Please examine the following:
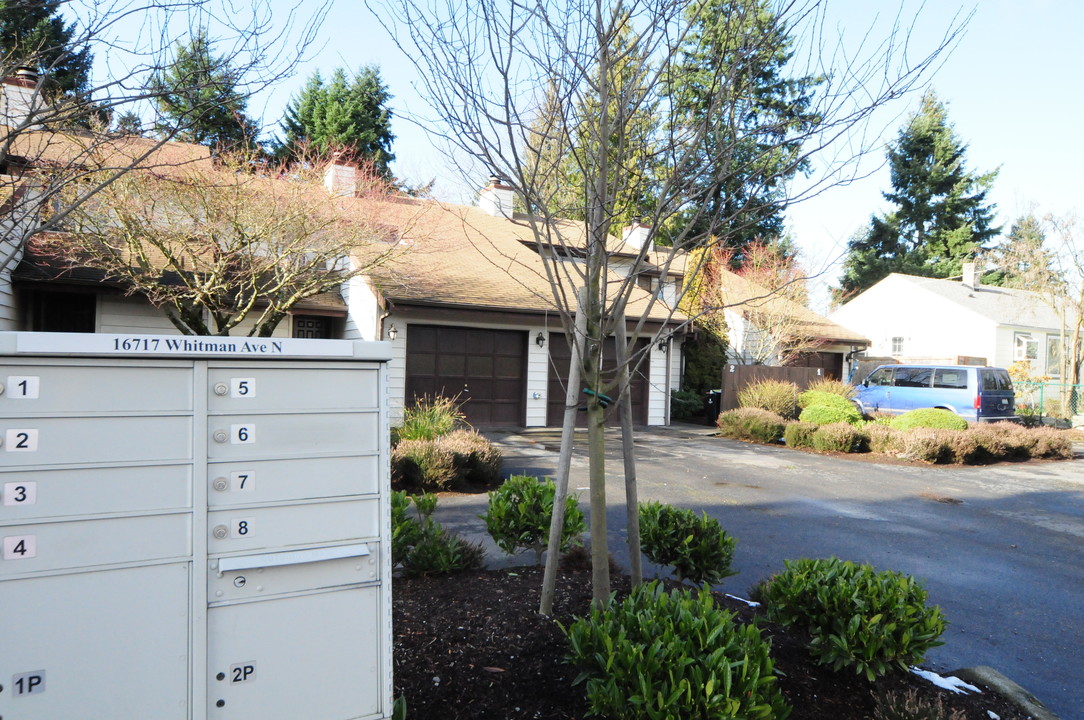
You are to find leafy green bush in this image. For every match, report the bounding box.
[482,475,586,565]
[798,403,862,426]
[392,491,485,576]
[871,688,965,720]
[812,422,868,453]
[717,407,786,443]
[671,389,705,420]
[394,395,465,443]
[738,379,800,418]
[865,425,904,455]
[805,378,857,400]
[439,429,503,486]
[889,408,968,432]
[391,439,457,491]
[638,501,737,585]
[761,557,946,681]
[798,389,857,411]
[563,582,791,720]
[783,421,818,449]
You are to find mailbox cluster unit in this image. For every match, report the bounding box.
[0,332,393,720]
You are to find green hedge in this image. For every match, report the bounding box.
[799,403,862,426]
[889,408,968,432]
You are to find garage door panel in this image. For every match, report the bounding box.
[546,333,649,427]
[406,325,526,427]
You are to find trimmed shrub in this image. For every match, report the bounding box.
[438,429,502,486]
[805,378,857,400]
[394,394,465,443]
[392,491,486,576]
[783,421,818,449]
[563,582,791,720]
[761,557,946,681]
[717,407,787,444]
[638,501,737,585]
[391,439,457,491]
[799,403,862,426]
[482,475,585,565]
[889,408,968,432]
[866,424,905,455]
[670,389,705,420]
[970,422,1029,459]
[899,429,954,463]
[1025,426,1075,459]
[798,389,858,411]
[812,422,868,453]
[738,379,800,418]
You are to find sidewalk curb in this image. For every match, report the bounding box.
[953,666,1060,720]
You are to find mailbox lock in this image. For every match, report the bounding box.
[212,477,229,492]
[233,576,247,588]
[216,673,225,681]
[216,699,226,708]
[213,430,228,443]
[213,383,229,396]
[212,525,229,539]
[0,382,5,395]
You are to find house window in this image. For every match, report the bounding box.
[293,315,331,339]
[1014,332,1038,361]
[1046,335,1062,378]
[890,336,903,355]
[636,275,657,292]
[24,289,96,333]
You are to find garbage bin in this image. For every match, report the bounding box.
[705,389,722,424]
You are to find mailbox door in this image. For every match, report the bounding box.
[207,586,383,720]
[0,564,189,720]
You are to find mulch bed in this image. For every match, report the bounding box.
[394,565,1031,720]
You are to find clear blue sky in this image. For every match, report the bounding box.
[112,0,1084,305]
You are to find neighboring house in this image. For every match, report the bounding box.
[830,264,1071,379]
[714,269,869,380]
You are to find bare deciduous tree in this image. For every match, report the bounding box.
[1,0,331,285]
[369,0,966,607]
[33,152,407,336]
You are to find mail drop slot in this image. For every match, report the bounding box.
[207,366,380,412]
[0,416,192,467]
[206,412,378,459]
[208,543,379,602]
[0,464,191,521]
[207,499,379,553]
[206,586,382,720]
[0,513,191,576]
[0,363,192,414]
[206,455,378,507]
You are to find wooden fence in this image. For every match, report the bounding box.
[720,364,827,413]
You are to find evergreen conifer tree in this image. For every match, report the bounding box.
[278,66,395,175]
[151,30,258,151]
[0,0,92,96]
[837,91,999,298]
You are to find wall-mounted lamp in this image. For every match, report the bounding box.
[657,335,669,353]
[387,323,398,341]
[536,331,546,348]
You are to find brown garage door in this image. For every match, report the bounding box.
[405,325,527,427]
[546,334,649,427]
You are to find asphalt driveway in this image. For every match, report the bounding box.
[433,425,1084,719]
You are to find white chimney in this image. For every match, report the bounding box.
[622,222,652,251]
[324,158,357,197]
[962,261,980,290]
[1,67,43,128]
[479,175,515,219]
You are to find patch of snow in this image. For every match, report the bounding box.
[909,667,981,694]
[724,593,761,608]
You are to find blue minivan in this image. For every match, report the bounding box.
[853,365,1018,423]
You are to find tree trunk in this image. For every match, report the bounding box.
[614,316,642,587]
[539,287,587,616]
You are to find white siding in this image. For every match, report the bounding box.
[830,275,998,364]
[342,275,381,341]
[525,335,549,427]
[648,343,670,425]
[0,234,23,331]
[385,314,408,425]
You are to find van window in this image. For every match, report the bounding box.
[895,367,932,388]
[867,367,893,386]
[981,369,1012,391]
[933,369,967,389]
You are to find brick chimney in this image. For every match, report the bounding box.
[962,261,980,290]
[621,222,652,251]
[323,157,358,197]
[478,175,515,219]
